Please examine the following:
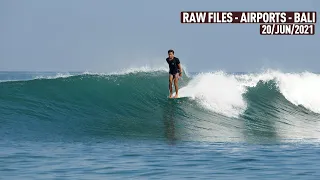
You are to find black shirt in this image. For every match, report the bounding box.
[166,57,180,74]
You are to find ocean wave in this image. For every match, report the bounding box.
[1,68,320,142]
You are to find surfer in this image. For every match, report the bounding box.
[166,49,182,98]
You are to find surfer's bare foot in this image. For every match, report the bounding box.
[174,94,178,98]
[169,93,173,98]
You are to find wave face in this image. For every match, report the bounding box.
[1,69,320,143]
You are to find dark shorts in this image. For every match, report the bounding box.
[169,72,180,80]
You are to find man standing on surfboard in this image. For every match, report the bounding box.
[166,49,182,98]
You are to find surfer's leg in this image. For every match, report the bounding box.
[174,74,179,98]
[169,74,173,98]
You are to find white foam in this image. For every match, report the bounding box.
[107,64,168,75]
[176,71,248,118]
[35,73,73,79]
[105,63,190,78]
[235,70,320,113]
[174,69,320,117]
[2,64,170,82]
[0,73,74,83]
[275,72,320,113]
[0,79,20,83]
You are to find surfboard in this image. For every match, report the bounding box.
[167,96,188,100]
[168,91,188,100]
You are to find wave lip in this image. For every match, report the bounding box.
[235,70,320,114]
[34,72,73,80]
[275,72,320,114]
[174,69,320,118]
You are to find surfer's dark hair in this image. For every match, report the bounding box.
[168,49,174,54]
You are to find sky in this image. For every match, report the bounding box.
[0,0,319,73]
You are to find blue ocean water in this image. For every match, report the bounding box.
[1,70,320,179]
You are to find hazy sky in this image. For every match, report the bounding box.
[0,0,319,73]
